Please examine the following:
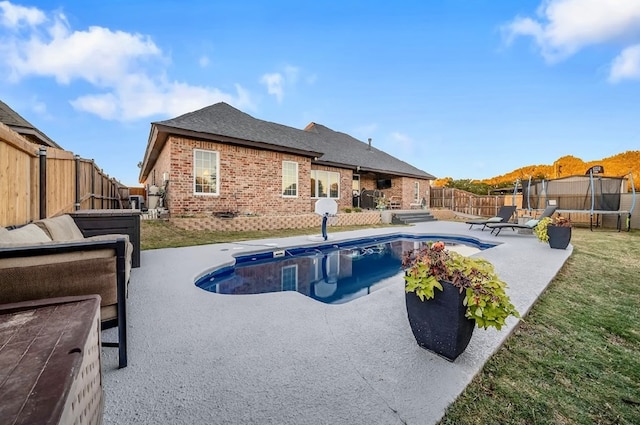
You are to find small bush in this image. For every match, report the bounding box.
[344,208,352,213]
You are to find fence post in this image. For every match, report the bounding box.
[74,155,81,210]
[90,160,95,209]
[425,186,430,209]
[111,178,116,209]
[39,147,47,219]
[451,189,455,212]
[100,169,104,209]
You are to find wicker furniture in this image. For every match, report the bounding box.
[70,209,141,268]
[0,295,104,425]
[0,237,129,368]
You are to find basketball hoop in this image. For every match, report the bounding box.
[314,199,338,240]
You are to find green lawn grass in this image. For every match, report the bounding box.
[140,219,401,250]
[440,228,640,425]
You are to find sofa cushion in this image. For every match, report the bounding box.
[0,253,118,306]
[36,215,85,241]
[85,234,133,284]
[0,224,51,244]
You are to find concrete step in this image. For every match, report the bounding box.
[391,211,437,225]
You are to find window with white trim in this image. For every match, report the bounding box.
[413,181,420,203]
[281,265,298,291]
[194,149,219,195]
[282,161,298,197]
[311,170,340,199]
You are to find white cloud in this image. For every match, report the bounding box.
[284,65,299,84]
[31,97,47,115]
[198,55,210,68]
[390,132,415,154]
[352,123,378,141]
[0,1,254,120]
[71,76,253,120]
[609,44,640,82]
[9,23,162,85]
[503,0,640,62]
[0,0,45,28]
[260,72,284,103]
[260,65,315,102]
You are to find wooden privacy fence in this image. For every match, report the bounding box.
[430,187,512,217]
[1,123,129,227]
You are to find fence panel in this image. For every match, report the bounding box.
[0,124,39,226]
[1,123,129,227]
[77,159,94,210]
[430,187,505,217]
[45,147,76,217]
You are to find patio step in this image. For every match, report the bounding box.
[391,211,437,225]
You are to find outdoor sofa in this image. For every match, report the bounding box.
[0,214,132,368]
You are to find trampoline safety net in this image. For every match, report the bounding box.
[522,176,626,211]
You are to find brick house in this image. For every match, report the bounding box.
[138,102,435,220]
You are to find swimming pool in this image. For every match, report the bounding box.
[195,234,496,304]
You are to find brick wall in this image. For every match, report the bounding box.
[161,136,313,216]
[399,177,431,209]
[144,134,433,218]
[171,211,381,231]
[356,176,432,210]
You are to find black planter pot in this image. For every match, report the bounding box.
[547,225,571,249]
[405,282,475,361]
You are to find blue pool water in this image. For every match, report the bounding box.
[195,234,495,305]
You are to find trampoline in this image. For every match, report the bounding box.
[520,170,636,231]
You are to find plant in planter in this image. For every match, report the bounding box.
[402,241,520,361]
[534,215,572,249]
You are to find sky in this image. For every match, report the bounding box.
[1,0,639,187]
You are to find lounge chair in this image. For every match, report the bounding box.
[487,206,557,236]
[466,205,517,230]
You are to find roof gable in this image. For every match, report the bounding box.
[0,100,61,148]
[140,102,435,181]
[154,102,322,154]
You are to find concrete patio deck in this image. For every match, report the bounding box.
[101,220,572,425]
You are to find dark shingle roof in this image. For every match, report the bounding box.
[154,102,322,156]
[0,100,61,148]
[304,123,435,179]
[143,102,435,181]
